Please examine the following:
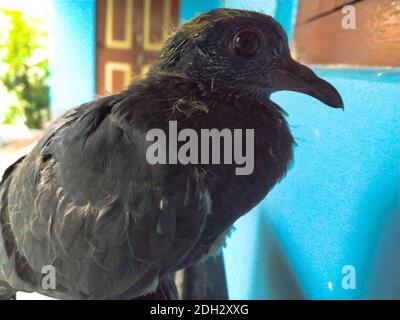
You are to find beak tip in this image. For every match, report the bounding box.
[331,97,344,110]
[318,81,344,110]
[331,94,344,110]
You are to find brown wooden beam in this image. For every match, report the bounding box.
[293,0,400,67]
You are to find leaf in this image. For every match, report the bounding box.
[0,9,49,129]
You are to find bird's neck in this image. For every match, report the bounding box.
[140,72,273,107]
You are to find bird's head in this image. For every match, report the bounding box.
[149,8,343,109]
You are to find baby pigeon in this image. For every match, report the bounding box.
[0,9,342,300]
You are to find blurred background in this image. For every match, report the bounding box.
[0,0,50,180]
[0,0,399,300]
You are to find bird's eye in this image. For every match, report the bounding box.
[233,29,261,58]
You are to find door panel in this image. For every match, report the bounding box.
[96,0,180,96]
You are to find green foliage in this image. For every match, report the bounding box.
[0,9,49,129]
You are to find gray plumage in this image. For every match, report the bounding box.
[0,9,342,300]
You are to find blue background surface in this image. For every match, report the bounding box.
[50,0,96,118]
[224,69,400,299]
[50,0,400,299]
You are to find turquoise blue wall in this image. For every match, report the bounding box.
[223,69,400,299]
[50,0,96,118]
[49,0,400,299]
[180,0,223,22]
[219,2,400,299]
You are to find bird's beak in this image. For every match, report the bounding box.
[269,57,344,109]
